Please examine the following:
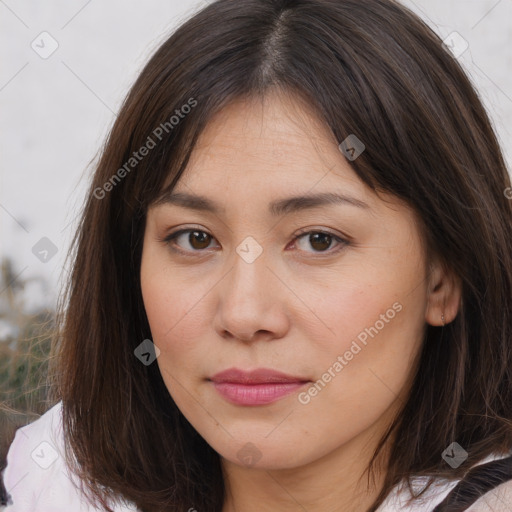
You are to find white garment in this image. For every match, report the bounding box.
[2,402,511,511]
[1,402,137,512]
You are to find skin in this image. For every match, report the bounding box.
[140,90,461,512]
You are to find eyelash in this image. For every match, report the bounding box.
[160,227,349,257]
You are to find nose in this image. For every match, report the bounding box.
[212,244,290,343]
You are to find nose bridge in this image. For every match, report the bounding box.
[228,234,270,304]
[214,232,287,341]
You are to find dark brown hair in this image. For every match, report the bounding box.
[46,0,512,510]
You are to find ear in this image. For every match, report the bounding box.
[425,256,462,326]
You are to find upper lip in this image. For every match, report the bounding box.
[209,367,310,384]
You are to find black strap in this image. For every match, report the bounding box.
[432,454,512,512]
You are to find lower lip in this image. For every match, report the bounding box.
[211,381,308,406]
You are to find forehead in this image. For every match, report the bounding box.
[171,91,366,197]
[191,91,337,159]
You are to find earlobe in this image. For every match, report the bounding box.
[424,259,462,326]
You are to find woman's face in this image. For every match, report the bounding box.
[140,91,446,470]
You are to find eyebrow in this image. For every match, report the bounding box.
[155,191,370,216]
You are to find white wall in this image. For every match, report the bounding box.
[1,0,511,310]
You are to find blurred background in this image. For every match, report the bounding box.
[0,0,511,440]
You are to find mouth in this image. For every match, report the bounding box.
[208,367,311,406]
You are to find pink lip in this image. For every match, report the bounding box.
[209,368,310,406]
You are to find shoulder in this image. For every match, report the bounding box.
[377,450,512,512]
[376,475,459,512]
[0,402,138,512]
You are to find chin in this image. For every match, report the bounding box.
[213,438,310,471]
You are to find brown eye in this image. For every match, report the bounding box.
[308,232,332,251]
[187,230,212,249]
[163,229,217,253]
[294,230,348,254]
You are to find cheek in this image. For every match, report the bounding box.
[291,266,403,356]
[141,274,203,347]
[298,257,427,399]
[140,252,214,375]
[141,241,191,336]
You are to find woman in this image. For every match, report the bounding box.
[2,0,512,511]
